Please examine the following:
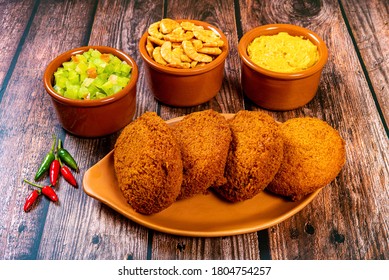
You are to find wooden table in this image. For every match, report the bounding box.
[0,0,387,260]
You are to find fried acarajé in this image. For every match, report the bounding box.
[266,117,346,201]
[114,112,183,215]
[173,109,231,200]
[214,110,283,202]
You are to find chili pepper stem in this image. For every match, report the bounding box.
[58,138,65,151]
[51,134,56,151]
[24,179,58,202]
[24,179,45,189]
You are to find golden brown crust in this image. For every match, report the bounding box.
[114,112,183,214]
[266,117,346,201]
[173,109,231,199]
[214,110,283,202]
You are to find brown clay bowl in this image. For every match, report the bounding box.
[139,19,229,107]
[43,46,138,137]
[238,24,328,111]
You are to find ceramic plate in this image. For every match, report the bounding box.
[83,114,321,237]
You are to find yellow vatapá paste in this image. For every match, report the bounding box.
[247,32,319,73]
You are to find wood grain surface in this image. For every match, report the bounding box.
[340,0,389,124]
[0,0,387,260]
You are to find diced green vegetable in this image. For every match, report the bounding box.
[63,61,76,70]
[95,92,107,99]
[55,75,67,88]
[117,76,130,87]
[91,49,102,58]
[68,71,79,84]
[53,48,132,100]
[78,86,89,99]
[121,64,132,76]
[75,61,88,74]
[64,84,79,99]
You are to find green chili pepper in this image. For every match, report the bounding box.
[57,139,79,172]
[34,135,56,180]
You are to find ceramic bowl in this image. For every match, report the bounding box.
[238,24,328,111]
[43,46,138,137]
[139,19,229,107]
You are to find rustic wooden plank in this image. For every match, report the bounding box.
[0,0,98,259]
[340,0,389,126]
[0,0,36,86]
[151,234,260,260]
[239,0,389,259]
[151,0,259,260]
[34,0,167,259]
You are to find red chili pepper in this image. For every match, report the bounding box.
[23,179,58,202]
[60,165,78,187]
[24,190,40,212]
[50,158,60,186]
[41,185,58,202]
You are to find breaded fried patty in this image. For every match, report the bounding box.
[114,112,183,214]
[214,110,283,202]
[173,109,231,200]
[266,117,346,201]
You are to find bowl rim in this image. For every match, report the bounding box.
[43,45,138,107]
[139,19,229,76]
[238,24,328,80]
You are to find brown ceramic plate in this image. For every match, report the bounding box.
[83,114,321,237]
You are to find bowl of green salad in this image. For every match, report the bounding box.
[44,46,138,137]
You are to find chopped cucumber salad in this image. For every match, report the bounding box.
[53,48,132,100]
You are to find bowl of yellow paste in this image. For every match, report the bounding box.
[238,24,328,111]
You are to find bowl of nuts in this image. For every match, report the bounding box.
[139,19,229,107]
